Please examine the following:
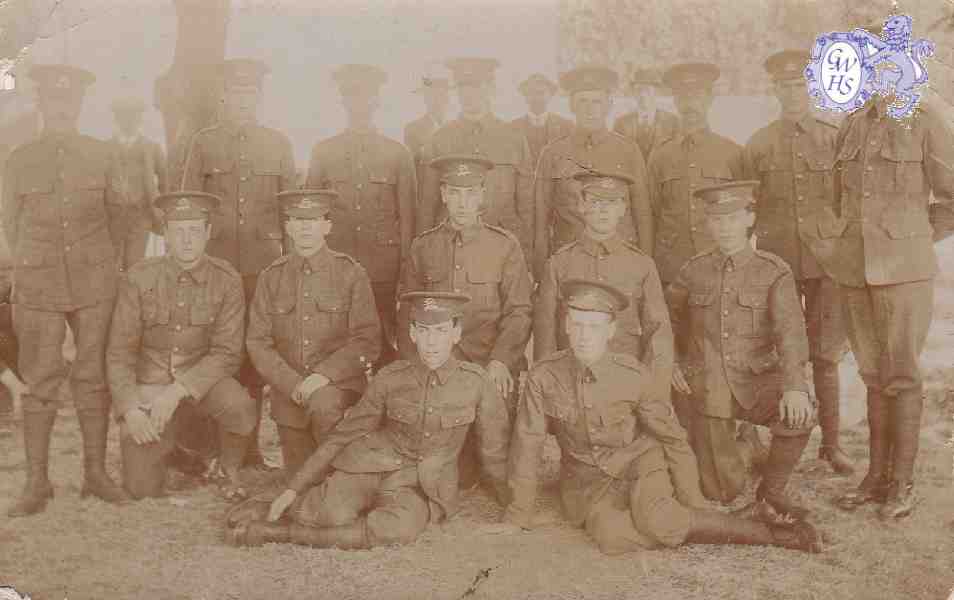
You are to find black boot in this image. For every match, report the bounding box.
[288,520,370,549]
[243,386,278,472]
[756,433,810,520]
[836,388,891,510]
[879,390,922,520]
[77,410,132,504]
[686,509,821,553]
[814,361,855,475]
[7,407,56,517]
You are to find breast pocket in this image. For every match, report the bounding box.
[466,266,501,309]
[598,403,636,446]
[266,295,297,338]
[142,292,171,327]
[702,165,733,184]
[386,396,419,426]
[315,292,351,333]
[688,288,716,337]
[440,403,477,429]
[202,157,234,196]
[16,169,57,239]
[618,284,644,336]
[369,173,397,213]
[880,141,924,193]
[737,286,771,338]
[543,399,578,427]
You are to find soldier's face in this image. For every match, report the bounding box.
[673,88,713,131]
[774,79,809,121]
[705,208,755,254]
[223,85,260,123]
[579,194,626,236]
[565,308,616,366]
[285,216,332,257]
[38,93,83,133]
[570,90,612,132]
[410,319,461,370]
[457,81,492,115]
[442,184,485,228]
[342,90,380,126]
[631,84,657,115]
[165,218,211,267]
[524,87,553,115]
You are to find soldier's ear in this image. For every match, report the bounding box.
[319,218,333,236]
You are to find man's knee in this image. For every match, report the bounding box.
[585,508,643,556]
[120,436,167,499]
[206,377,257,435]
[306,387,357,437]
[365,490,428,547]
[631,470,690,548]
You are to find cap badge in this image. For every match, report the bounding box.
[174,197,191,210]
[297,198,319,209]
[599,178,614,189]
[422,77,432,87]
[55,75,70,89]
[455,163,472,177]
[422,297,439,311]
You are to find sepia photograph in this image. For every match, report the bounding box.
[0,0,953,598]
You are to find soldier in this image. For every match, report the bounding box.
[107,95,167,271]
[404,75,450,205]
[2,64,131,516]
[809,63,954,519]
[246,189,382,478]
[399,155,531,487]
[510,73,573,168]
[533,65,651,280]
[668,181,815,517]
[227,291,510,549]
[612,67,680,161]
[534,171,673,397]
[181,57,296,469]
[418,57,534,264]
[306,64,417,367]
[503,278,820,554]
[106,191,255,500]
[742,50,853,475]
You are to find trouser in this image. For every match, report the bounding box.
[272,385,361,478]
[14,301,114,413]
[291,467,431,547]
[120,378,256,498]
[0,300,18,413]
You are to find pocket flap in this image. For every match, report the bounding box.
[599,403,632,426]
[702,165,732,180]
[688,290,716,306]
[190,303,214,325]
[203,158,234,175]
[817,210,848,239]
[466,266,502,284]
[440,404,477,428]
[738,287,769,309]
[882,210,934,239]
[387,403,418,425]
[315,293,351,313]
[749,348,780,374]
[268,296,296,314]
[18,167,54,195]
[543,399,577,424]
[880,140,923,162]
[369,174,396,185]
[83,238,115,265]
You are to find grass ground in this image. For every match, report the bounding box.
[3,243,954,599]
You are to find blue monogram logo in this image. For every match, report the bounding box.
[806,14,934,119]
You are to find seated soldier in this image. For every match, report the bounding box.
[227,291,510,549]
[246,189,382,479]
[667,181,815,517]
[503,278,820,554]
[106,191,256,500]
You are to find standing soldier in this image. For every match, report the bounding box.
[3,65,131,517]
[247,190,382,478]
[668,181,814,516]
[811,81,954,519]
[533,65,651,280]
[743,50,853,475]
[613,67,679,162]
[510,73,573,169]
[107,191,256,500]
[404,75,449,206]
[181,58,296,469]
[534,171,672,397]
[107,95,167,270]
[306,64,417,367]
[418,57,534,265]
[399,155,532,487]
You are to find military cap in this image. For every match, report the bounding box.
[561,278,630,314]
[333,64,388,95]
[155,191,221,221]
[574,170,635,201]
[277,189,336,219]
[430,154,495,187]
[28,64,95,97]
[693,180,760,215]
[445,57,500,86]
[764,50,808,82]
[221,58,270,90]
[519,73,558,96]
[662,62,720,93]
[110,95,146,113]
[401,290,472,325]
[559,64,619,95]
[628,67,664,88]
[413,75,450,94]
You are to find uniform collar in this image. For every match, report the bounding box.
[166,255,210,285]
[291,245,330,273]
[779,113,813,135]
[459,112,496,129]
[346,125,378,137]
[442,219,483,244]
[577,353,613,383]
[572,127,610,148]
[717,245,755,269]
[580,234,623,257]
[415,355,460,385]
[679,126,712,149]
[114,132,142,147]
[221,120,258,138]
[527,112,549,127]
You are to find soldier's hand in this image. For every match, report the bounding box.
[293,374,331,405]
[268,489,297,522]
[123,408,160,445]
[150,383,186,433]
[487,360,513,399]
[671,365,692,395]
[780,391,813,430]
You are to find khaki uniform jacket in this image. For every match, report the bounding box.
[613,109,679,162]
[287,357,510,520]
[418,114,534,261]
[533,128,652,278]
[181,121,296,276]
[808,99,954,287]
[107,135,166,251]
[106,255,244,417]
[2,132,120,310]
[666,246,810,419]
[648,130,745,284]
[509,113,574,171]
[506,350,704,528]
[246,247,382,425]
[404,114,442,202]
[398,220,532,371]
[742,115,838,281]
[306,129,417,284]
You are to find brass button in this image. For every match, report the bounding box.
[424,432,431,438]
[175,325,182,331]
[303,315,310,321]
[63,197,70,203]
[62,221,69,228]
[239,197,246,203]
[172,347,180,352]
[356,184,363,190]
[427,408,433,414]
[304,339,311,345]
[455,264,461,270]
[723,332,729,339]
[584,403,592,409]
[178,302,185,307]
[356,226,362,232]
